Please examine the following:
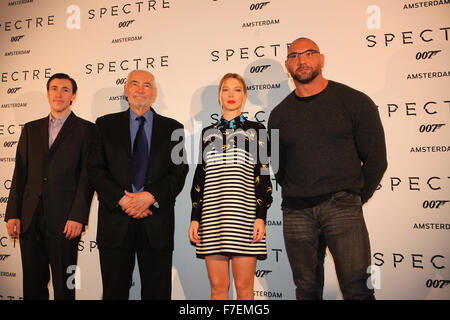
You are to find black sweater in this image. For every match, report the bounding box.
[268,80,387,205]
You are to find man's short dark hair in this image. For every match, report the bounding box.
[46,73,78,94]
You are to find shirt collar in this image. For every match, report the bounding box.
[129,108,153,122]
[49,110,71,124]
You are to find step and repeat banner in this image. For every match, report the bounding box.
[0,0,449,300]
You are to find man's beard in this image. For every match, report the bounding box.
[129,95,152,108]
[131,101,151,108]
[290,66,320,84]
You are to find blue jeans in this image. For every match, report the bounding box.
[283,191,375,300]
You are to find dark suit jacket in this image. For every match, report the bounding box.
[88,108,188,250]
[5,112,94,236]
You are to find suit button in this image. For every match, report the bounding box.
[43,178,48,183]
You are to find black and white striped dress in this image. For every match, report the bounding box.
[191,115,272,260]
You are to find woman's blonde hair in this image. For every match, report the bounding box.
[218,73,247,96]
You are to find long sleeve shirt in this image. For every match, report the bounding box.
[268,80,387,206]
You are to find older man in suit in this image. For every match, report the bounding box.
[5,73,94,300]
[88,69,188,300]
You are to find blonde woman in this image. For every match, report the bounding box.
[189,73,272,300]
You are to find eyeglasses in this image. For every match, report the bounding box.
[287,50,320,59]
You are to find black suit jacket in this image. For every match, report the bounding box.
[5,112,94,236]
[88,108,188,250]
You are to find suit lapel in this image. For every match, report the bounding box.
[147,109,163,180]
[39,116,50,154]
[47,112,77,157]
[117,110,132,189]
[119,109,132,158]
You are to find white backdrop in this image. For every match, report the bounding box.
[0,0,449,300]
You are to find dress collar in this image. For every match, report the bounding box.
[217,113,247,130]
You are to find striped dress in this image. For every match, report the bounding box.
[191,115,272,260]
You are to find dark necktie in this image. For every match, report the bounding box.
[131,116,149,190]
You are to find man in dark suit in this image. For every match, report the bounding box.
[5,73,94,300]
[88,69,188,300]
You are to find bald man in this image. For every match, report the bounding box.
[268,37,387,300]
[88,70,188,299]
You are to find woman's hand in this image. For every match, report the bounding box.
[188,221,200,244]
[252,218,265,243]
